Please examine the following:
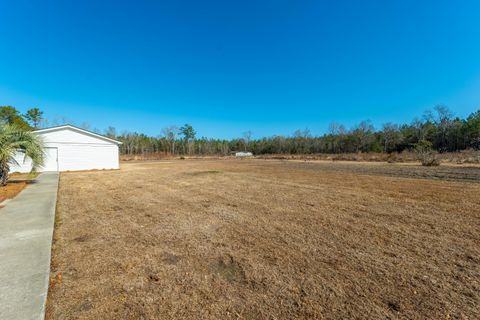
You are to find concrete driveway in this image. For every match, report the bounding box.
[0,172,59,320]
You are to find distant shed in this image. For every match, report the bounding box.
[10,125,122,172]
[235,152,253,157]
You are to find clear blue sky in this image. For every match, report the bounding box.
[1,0,480,139]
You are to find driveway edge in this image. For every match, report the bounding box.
[0,172,59,320]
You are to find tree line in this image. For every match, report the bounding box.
[0,106,44,130]
[111,105,480,156]
[2,105,480,156]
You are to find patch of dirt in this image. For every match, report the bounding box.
[73,235,89,242]
[0,181,27,203]
[0,173,38,204]
[162,253,181,265]
[186,170,222,176]
[282,160,480,182]
[209,255,246,283]
[46,160,480,319]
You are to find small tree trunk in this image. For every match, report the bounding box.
[0,162,10,186]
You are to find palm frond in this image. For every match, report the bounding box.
[0,123,45,173]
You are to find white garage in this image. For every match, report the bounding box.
[10,125,122,172]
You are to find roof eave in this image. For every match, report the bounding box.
[34,124,123,145]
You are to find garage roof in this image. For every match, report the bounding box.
[34,124,123,145]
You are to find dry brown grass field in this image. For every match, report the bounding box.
[46,159,480,319]
[120,149,480,164]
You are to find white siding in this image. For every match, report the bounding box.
[9,126,120,173]
[9,151,33,173]
[38,128,114,145]
[57,144,119,171]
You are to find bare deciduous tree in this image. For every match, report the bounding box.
[242,131,252,151]
[162,126,179,155]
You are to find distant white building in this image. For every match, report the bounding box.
[235,152,253,157]
[10,125,122,172]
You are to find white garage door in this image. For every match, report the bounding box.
[41,147,59,171]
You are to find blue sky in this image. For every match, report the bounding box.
[1,0,480,138]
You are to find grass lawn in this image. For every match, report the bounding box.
[47,160,480,319]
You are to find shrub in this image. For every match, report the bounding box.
[420,155,441,166]
[414,140,440,166]
[386,153,397,163]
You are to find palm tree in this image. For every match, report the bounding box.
[0,124,44,186]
